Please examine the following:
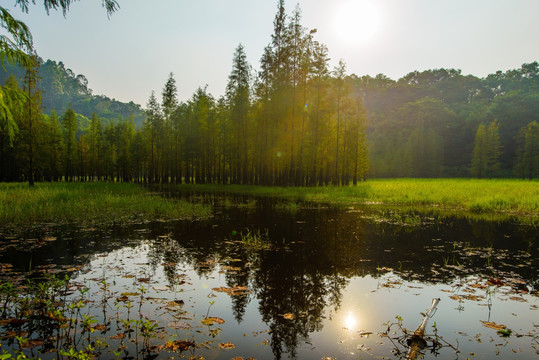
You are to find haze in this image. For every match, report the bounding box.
[12,0,539,106]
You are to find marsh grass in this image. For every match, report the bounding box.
[240,228,271,250]
[169,179,538,223]
[0,182,212,228]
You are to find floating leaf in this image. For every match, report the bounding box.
[110,333,125,339]
[201,317,225,326]
[153,286,169,291]
[163,340,194,352]
[469,283,487,289]
[168,321,191,330]
[509,296,527,302]
[212,285,249,296]
[480,321,506,330]
[22,339,45,348]
[218,342,235,349]
[167,300,185,307]
[357,331,373,336]
[487,277,504,286]
[94,324,107,331]
[221,266,242,271]
[65,266,82,272]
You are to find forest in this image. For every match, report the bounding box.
[0,2,538,185]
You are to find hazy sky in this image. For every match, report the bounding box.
[11,0,539,106]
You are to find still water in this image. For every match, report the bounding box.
[0,199,537,359]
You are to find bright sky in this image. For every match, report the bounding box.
[10,0,539,106]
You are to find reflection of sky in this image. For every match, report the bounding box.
[66,243,539,360]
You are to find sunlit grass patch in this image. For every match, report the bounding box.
[0,182,212,228]
[167,179,538,224]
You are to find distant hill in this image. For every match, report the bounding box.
[0,58,145,127]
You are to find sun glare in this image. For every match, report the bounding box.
[344,311,357,330]
[333,0,381,46]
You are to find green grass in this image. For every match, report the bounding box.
[2,179,536,228]
[0,182,212,227]
[169,179,538,223]
[240,228,271,250]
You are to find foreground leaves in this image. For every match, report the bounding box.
[162,340,195,352]
[218,342,236,350]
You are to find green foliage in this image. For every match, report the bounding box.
[0,6,32,68]
[514,121,539,179]
[168,179,538,223]
[0,182,212,227]
[0,59,146,126]
[62,106,77,180]
[0,75,23,145]
[360,64,539,177]
[471,120,502,178]
[240,228,271,250]
[0,1,537,184]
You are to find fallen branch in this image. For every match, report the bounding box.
[407,298,441,360]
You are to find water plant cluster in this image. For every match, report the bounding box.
[239,228,271,250]
[0,268,208,359]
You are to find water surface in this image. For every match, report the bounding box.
[0,199,537,359]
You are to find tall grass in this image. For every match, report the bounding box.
[0,182,211,227]
[169,179,538,222]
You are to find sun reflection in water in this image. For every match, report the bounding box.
[344,311,358,330]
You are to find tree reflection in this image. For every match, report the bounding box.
[2,200,536,359]
[138,204,537,358]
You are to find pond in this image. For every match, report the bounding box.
[0,197,537,359]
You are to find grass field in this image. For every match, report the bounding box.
[1,179,537,228]
[0,182,212,228]
[169,179,538,223]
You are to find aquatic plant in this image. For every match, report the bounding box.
[240,228,271,250]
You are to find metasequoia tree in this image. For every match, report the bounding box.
[514,121,539,179]
[471,120,501,178]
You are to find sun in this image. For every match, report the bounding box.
[333,0,381,46]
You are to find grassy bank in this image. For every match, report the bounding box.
[169,179,538,223]
[0,182,211,228]
[1,180,536,228]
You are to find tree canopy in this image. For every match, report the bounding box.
[1,0,538,183]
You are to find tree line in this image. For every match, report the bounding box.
[353,65,539,179]
[1,1,369,185]
[1,0,538,184]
